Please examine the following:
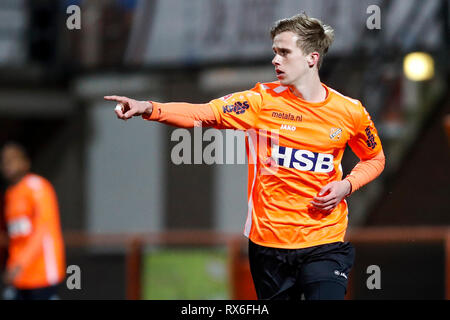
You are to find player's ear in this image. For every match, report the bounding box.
[307,52,320,68]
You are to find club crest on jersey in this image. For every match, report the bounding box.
[329,127,342,141]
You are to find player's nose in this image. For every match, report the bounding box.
[272,55,281,66]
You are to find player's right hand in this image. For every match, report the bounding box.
[104,95,153,120]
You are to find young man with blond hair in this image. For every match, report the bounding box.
[105,13,385,300]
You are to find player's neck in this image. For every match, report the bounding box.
[289,73,326,103]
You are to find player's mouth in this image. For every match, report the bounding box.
[276,69,285,79]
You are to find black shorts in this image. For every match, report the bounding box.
[248,240,355,300]
[3,284,60,300]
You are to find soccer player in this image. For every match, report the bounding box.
[1,142,66,300]
[105,13,385,300]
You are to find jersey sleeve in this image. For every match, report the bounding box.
[142,102,217,128]
[348,104,383,160]
[345,149,385,194]
[208,83,263,130]
[5,189,33,239]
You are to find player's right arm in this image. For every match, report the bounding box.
[104,95,218,127]
[104,84,263,130]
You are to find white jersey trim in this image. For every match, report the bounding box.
[244,133,258,237]
[43,234,59,285]
[328,88,359,105]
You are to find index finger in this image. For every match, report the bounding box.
[104,95,130,103]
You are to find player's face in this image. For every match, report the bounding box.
[272,31,310,86]
[1,146,30,183]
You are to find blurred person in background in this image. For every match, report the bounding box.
[0,142,65,300]
[105,13,385,300]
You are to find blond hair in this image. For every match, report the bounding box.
[270,13,334,69]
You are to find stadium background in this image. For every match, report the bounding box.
[0,0,449,299]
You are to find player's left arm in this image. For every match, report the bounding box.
[311,105,385,211]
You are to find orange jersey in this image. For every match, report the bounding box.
[4,173,65,289]
[209,81,383,249]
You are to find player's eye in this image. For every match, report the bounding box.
[276,49,288,57]
[273,49,288,57]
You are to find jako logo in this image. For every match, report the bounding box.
[280,124,296,131]
[222,101,250,115]
[271,144,334,173]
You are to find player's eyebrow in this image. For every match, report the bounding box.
[272,46,291,53]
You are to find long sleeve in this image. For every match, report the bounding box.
[142,102,217,128]
[142,84,263,130]
[345,149,385,194]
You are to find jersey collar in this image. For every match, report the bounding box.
[286,83,332,107]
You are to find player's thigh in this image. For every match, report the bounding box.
[248,240,298,300]
[299,242,355,294]
[303,281,346,300]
